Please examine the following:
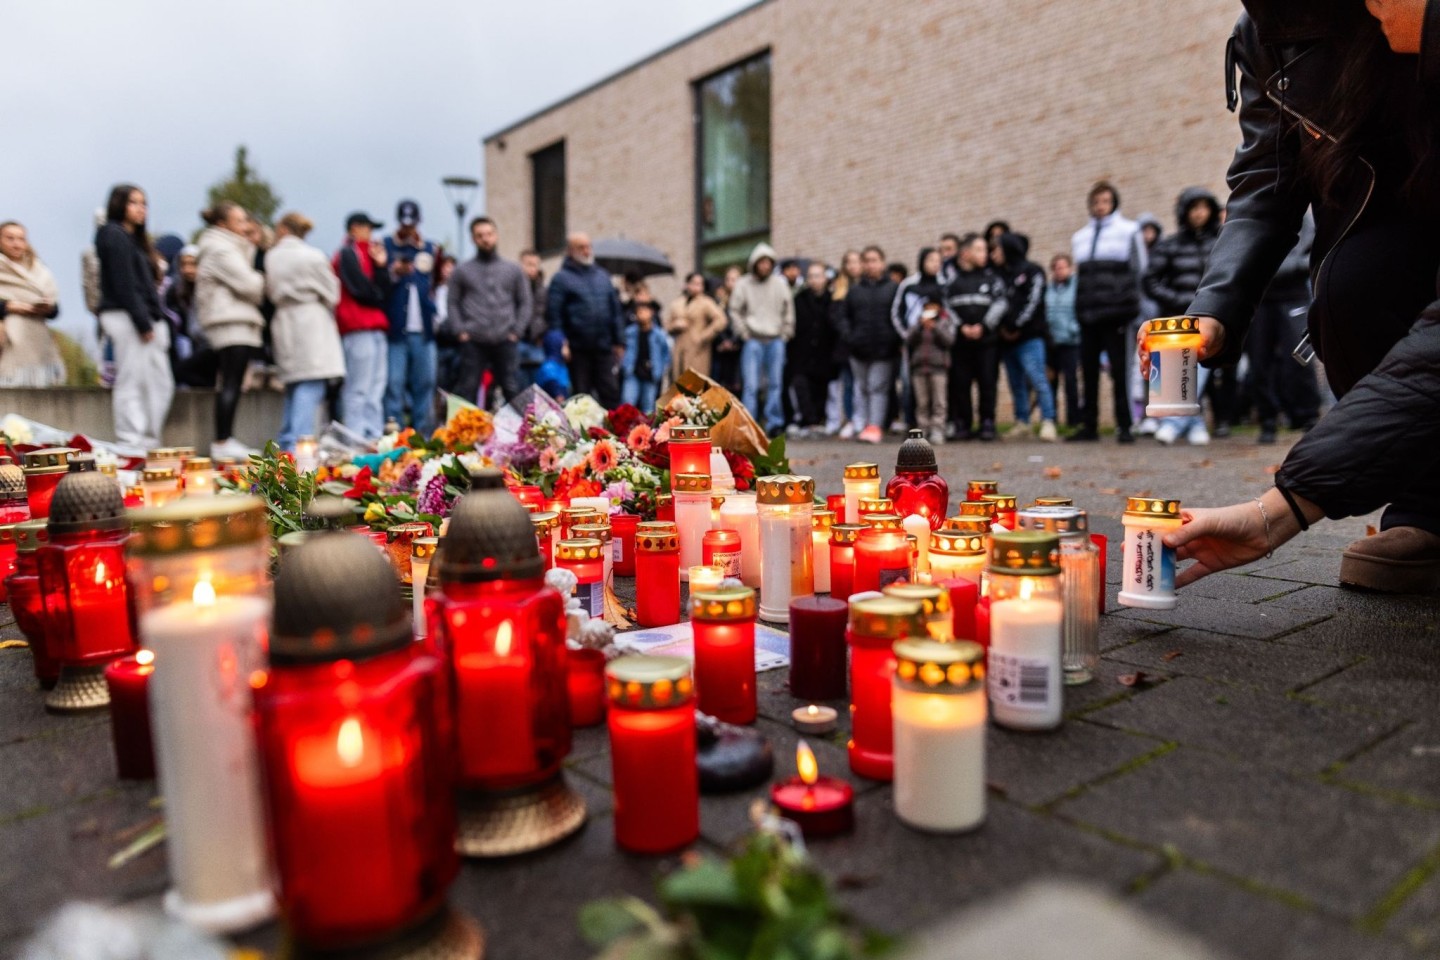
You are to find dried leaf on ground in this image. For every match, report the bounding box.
[1118,671,1160,688]
[1264,463,1282,475]
[1191,459,1214,469]
[1162,650,1184,662]
[1043,466,1063,479]
[989,462,1005,472]
[1100,487,1121,496]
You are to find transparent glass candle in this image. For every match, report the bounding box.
[182,457,216,498]
[142,467,182,508]
[986,531,1063,732]
[1018,507,1099,685]
[757,475,815,624]
[1145,316,1204,417]
[718,492,761,588]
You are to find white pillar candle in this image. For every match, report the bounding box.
[410,536,436,640]
[718,492,762,588]
[756,476,815,624]
[902,514,932,576]
[842,464,881,525]
[1118,496,1183,611]
[988,593,1064,731]
[673,482,712,582]
[812,529,832,593]
[143,587,275,933]
[570,495,611,516]
[892,639,986,833]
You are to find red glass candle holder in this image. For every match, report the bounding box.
[104,651,156,780]
[789,595,848,701]
[966,479,998,503]
[531,511,559,570]
[634,522,680,627]
[606,656,699,854]
[937,577,981,644]
[567,648,607,727]
[512,484,545,513]
[829,524,863,602]
[853,528,912,595]
[0,456,30,524]
[610,513,640,577]
[770,741,854,838]
[1092,533,1109,614]
[886,430,950,530]
[668,425,712,480]
[22,447,76,520]
[690,587,757,724]
[847,597,926,781]
[702,528,741,580]
[825,494,846,518]
[983,494,1018,531]
[6,519,58,687]
[656,493,675,523]
[556,538,606,619]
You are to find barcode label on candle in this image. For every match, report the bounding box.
[576,581,604,618]
[990,653,1053,710]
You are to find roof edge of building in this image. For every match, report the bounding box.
[481,0,772,145]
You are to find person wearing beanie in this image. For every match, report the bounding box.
[383,199,440,435]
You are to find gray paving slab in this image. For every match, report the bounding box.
[1300,657,1440,716]
[1176,573,1311,604]
[1264,586,1440,630]
[986,719,1168,808]
[1335,719,1440,808]
[1387,865,1440,953]
[0,720,131,823]
[1106,627,1361,693]
[1110,597,1328,640]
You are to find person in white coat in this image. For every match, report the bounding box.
[266,212,343,452]
[195,201,265,458]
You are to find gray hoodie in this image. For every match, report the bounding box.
[728,242,794,341]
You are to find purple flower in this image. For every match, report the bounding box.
[603,480,633,510]
[394,460,423,493]
[417,475,450,517]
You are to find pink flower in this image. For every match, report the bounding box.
[539,448,560,472]
[653,417,683,446]
[626,423,654,451]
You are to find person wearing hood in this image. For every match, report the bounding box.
[447,217,531,410]
[546,231,623,408]
[992,232,1057,441]
[266,212,343,452]
[1143,187,1223,445]
[383,200,440,436]
[1133,211,1166,434]
[0,221,63,387]
[333,211,393,440]
[729,241,794,436]
[1140,0,1440,595]
[195,201,266,459]
[944,233,1008,441]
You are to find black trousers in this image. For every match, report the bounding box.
[950,340,999,432]
[1048,343,1081,427]
[1248,299,1321,427]
[570,349,621,409]
[1079,324,1132,433]
[788,369,826,428]
[454,340,519,411]
[215,345,257,441]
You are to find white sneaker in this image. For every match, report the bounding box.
[838,423,857,440]
[1187,423,1211,446]
[212,437,256,460]
[1153,422,1181,446]
[1039,420,1058,442]
[928,430,947,446]
[786,424,803,438]
[1137,418,1160,436]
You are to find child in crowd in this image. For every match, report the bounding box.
[621,301,671,412]
[903,295,957,444]
[535,328,571,401]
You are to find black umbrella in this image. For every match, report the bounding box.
[592,237,675,278]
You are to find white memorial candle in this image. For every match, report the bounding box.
[892,639,986,832]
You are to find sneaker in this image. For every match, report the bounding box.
[1039,420,1058,442]
[1214,423,1232,439]
[1003,422,1032,440]
[1153,422,1181,445]
[889,420,907,434]
[786,424,803,438]
[1186,423,1211,445]
[1136,417,1160,436]
[839,423,857,440]
[1259,423,1278,445]
[979,421,997,442]
[1341,526,1440,594]
[1117,428,1136,444]
[858,425,884,444]
[927,430,947,446]
[1065,429,1099,443]
[212,437,256,460]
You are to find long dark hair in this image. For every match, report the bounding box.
[105,183,154,261]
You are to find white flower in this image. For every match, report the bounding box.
[457,452,485,475]
[419,454,455,491]
[564,395,607,433]
[558,448,585,471]
[540,410,564,431]
[0,415,33,445]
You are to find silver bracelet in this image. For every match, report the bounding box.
[1254,498,1275,559]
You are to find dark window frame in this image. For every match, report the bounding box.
[693,50,772,275]
[531,139,567,257]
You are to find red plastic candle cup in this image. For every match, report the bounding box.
[690,587,757,724]
[966,479,998,504]
[512,484,545,513]
[853,527,911,595]
[104,651,156,779]
[975,595,992,647]
[825,494,846,518]
[770,741,854,838]
[634,522,681,627]
[656,493,675,524]
[937,577,981,644]
[567,648,607,728]
[668,425,712,480]
[556,538,606,619]
[0,523,17,602]
[1091,533,1108,614]
[788,595,848,701]
[607,656,699,853]
[847,596,927,781]
[983,494,1018,531]
[22,448,76,520]
[829,524,863,602]
[531,511,560,570]
[7,521,58,687]
[702,528,742,580]
[610,513,640,577]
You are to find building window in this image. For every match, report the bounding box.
[531,140,566,256]
[696,52,771,274]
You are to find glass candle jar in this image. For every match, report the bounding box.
[756,475,815,624]
[811,510,834,593]
[572,522,613,587]
[788,595,848,701]
[531,511,560,570]
[1118,496,1183,610]
[829,524,863,602]
[142,467,182,508]
[411,536,438,640]
[0,456,31,523]
[22,447,76,519]
[1018,507,1099,685]
[887,429,950,529]
[843,463,881,525]
[610,513,640,577]
[606,655,699,854]
[853,528,911,594]
[293,435,320,474]
[688,564,725,592]
[673,473,712,581]
[1145,316,1204,417]
[958,499,999,527]
[556,538,606,619]
[710,494,725,529]
[512,484,545,513]
[634,521,681,627]
[7,518,57,687]
[668,424,712,479]
[182,456,216,498]
[386,522,434,586]
[146,447,184,474]
[892,639,987,833]
[883,582,954,641]
[702,528,742,580]
[847,596,927,781]
[717,491,760,588]
[127,496,275,931]
[986,531,1064,732]
[690,586,758,724]
[253,530,461,952]
[982,493,1018,531]
[966,479,998,503]
[929,521,989,584]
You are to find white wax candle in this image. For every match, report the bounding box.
[893,686,986,832]
[675,492,710,581]
[987,596,1063,731]
[719,494,761,588]
[843,478,881,526]
[812,530,832,593]
[143,594,275,932]
[570,496,611,515]
[758,509,812,623]
[1118,517,1181,610]
[903,514,932,575]
[411,558,431,640]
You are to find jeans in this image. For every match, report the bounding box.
[950,340,999,432]
[570,349,621,408]
[1157,365,1210,436]
[1049,343,1081,427]
[454,339,518,411]
[342,330,388,440]
[1079,324,1132,434]
[100,310,174,449]
[850,358,895,430]
[621,376,660,412]
[384,333,438,435]
[279,379,328,452]
[1002,337,1056,423]
[741,338,786,432]
[912,369,948,436]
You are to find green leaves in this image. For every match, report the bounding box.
[221,441,318,539]
[753,435,790,478]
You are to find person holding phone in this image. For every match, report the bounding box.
[332,212,392,440]
[0,221,64,387]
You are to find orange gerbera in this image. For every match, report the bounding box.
[588,439,618,475]
[626,423,653,451]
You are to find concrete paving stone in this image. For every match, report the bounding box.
[1336,719,1440,808]
[1387,863,1440,953]
[1107,628,1360,694]
[1135,869,1422,960]
[1178,573,1310,604]
[1055,746,1440,918]
[1110,597,1328,640]
[0,720,133,822]
[986,719,1168,808]
[1099,616,1177,652]
[1301,657,1440,717]
[0,648,111,748]
[1264,586,1440,630]
[1064,656,1176,717]
[756,663,849,728]
[1086,675,1403,773]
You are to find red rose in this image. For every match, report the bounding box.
[343,466,377,499]
[607,403,646,439]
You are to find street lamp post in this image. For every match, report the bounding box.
[441,175,480,260]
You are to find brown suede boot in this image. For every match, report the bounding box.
[1339,526,1440,594]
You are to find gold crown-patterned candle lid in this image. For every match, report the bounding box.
[862,512,903,530]
[128,496,269,554]
[174,446,197,460]
[669,424,711,442]
[22,447,76,474]
[530,510,560,534]
[959,500,998,520]
[883,582,951,620]
[966,479,999,497]
[572,522,612,543]
[982,492,1017,511]
[844,462,880,481]
[893,639,985,693]
[690,586,757,622]
[606,655,694,710]
[145,447,182,462]
[858,496,894,515]
[849,596,927,640]
[931,526,988,557]
[831,522,866,545]
[1033,496,1074,507]
[655,493,674,508]
[988,530,1061,576]
[673,472,711,493]
[635,521,680,553]
[1146,316,1202,337]
[561,506,602,525]
[1017,506,1089,538]
[142,467,178,483]
[1125,496,1183,519]
[411,535,438,561]
[555,537,605,563]
[811,509,835,532]
[182,457,214,473]
[756,474,815,505]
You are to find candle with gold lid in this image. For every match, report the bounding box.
[634,521,681,627]
[606,656,699,853]
[531,510,560,569]
[555,537,606,619]
[981,493,1018,531]
[22,447,77,519]
[892,639,986,833]
[668,424,712,479]
[1145,316,1205,417]
[572,521,613,586]
[847,596,927,781]
[965,479,998,503]
[883,582,954,641]
[1118,496,1183,611]
[1018,506,1099,685]
[672,472,711,581]
[828,523,864,602]
[559,506,602,541]
[690,586,758,723]
[142,467,182,508]
[182,456,216,498]
[958,499,999,525]
[842,463,881,525]
[1033,496,1074,508]
[929,521,989,583]
[853,526,911,594]
[857,496,894,521]
[757,474,815,623]
[986,531,1063,732]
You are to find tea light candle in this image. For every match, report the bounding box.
[410,536,437,639]
[811,510,834,593]
[1118,497,1182,611]
[986,532,1063,732]
[688,564,725,592]
[1145,316,1204,417]
[104,650,156,780]
[770,741,854,838]
[791,704,838,735]
[293,436,320,474]
[717,492,760,588]
[892,639,986,833]
[607,656,699,853]
[689,586,757,724]
[842,463,881,525]
[788,595,848,701]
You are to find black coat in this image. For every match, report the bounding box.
[839,277,901,362]
[791,287,838,380]
[995,233,1048,344]
[1143,188,1222,317]
[95,222,162,335]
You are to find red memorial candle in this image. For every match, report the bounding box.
[6,519,58,687]
[770,741,855,838]
[512,484,545,513]
[567,648,607,728]
[668,425,712,480]
[104,650,156,780]
[829,524,863,602]
[966,479,998,504]
[937,577,980,644]
[690,586,757,724]
[606,656,699,854]
[0,522,17,602]
[634,522,681,628]
[1091,533,1109,614]
[656,493,675,524]
[555,538,606,620]
[701,528,742,580]
[21,447,75,520]
[560,506,602,541]
[853,527,911,595]
[825,494,846,519]
[531,511,559,570]
[788,595,848,701]
[983,493,1018,531]
[610,513,640,578]
[847,596,926,781]
[975,595,992,648]
[885,429,950,530]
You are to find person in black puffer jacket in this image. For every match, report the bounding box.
[993,232,1057,440]
[837,245,900,444]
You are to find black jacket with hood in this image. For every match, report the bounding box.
[1143,187,1222,317]
[995,233,1048,344]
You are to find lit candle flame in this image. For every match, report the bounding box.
[1019,577,1034,602]
[796,740,818,786]
[495,620,514,657]
[135,649,155,667]
[93,561,107,585]
[806,705,819,718]
[336,717,365,768]
[193,578,217,606]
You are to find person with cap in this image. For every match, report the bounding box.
[442,216,530,410]
[383,199,439,435]
[331,212,392,440]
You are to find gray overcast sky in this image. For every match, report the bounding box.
[3,0,752,350]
